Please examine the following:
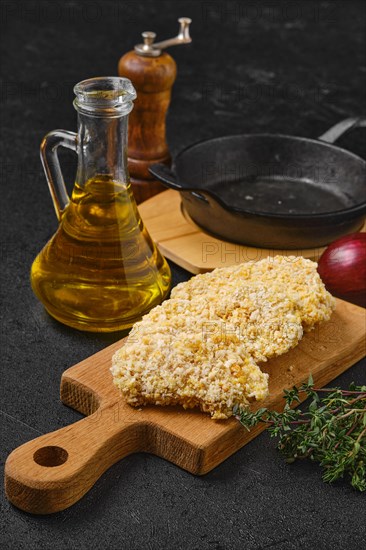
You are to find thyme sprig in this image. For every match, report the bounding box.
[234,376,366,491]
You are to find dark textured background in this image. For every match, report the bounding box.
[1,1,365,549]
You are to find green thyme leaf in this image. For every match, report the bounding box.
[236,380,366,491]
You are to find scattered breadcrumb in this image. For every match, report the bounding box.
[111,256,335,419]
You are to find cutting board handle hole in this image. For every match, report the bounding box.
[33,446,69,467]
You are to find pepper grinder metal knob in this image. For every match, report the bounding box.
[118,18,192,203]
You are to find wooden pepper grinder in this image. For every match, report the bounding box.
[118,17,192,203]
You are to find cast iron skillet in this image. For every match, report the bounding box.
[149,118,366,249]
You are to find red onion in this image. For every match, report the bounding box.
[317,232,366,308]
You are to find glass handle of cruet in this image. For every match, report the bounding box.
[40,130,78,221]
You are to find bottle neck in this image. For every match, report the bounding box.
[75,111,129,186]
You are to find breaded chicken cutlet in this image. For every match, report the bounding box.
[111,256,335,419]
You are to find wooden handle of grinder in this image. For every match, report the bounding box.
[118,51,177,203]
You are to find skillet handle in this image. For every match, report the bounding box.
[149,163,212,204]
[149,164,183,190]
[318,117,366,143]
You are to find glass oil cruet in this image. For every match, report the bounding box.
[31,77,171,332]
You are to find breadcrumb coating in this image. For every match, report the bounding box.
[111,256,335,419]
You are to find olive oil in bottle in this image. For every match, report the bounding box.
[31,77,171,332]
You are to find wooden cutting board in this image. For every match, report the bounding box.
[138,190,366,274]
[5,299,365,514]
